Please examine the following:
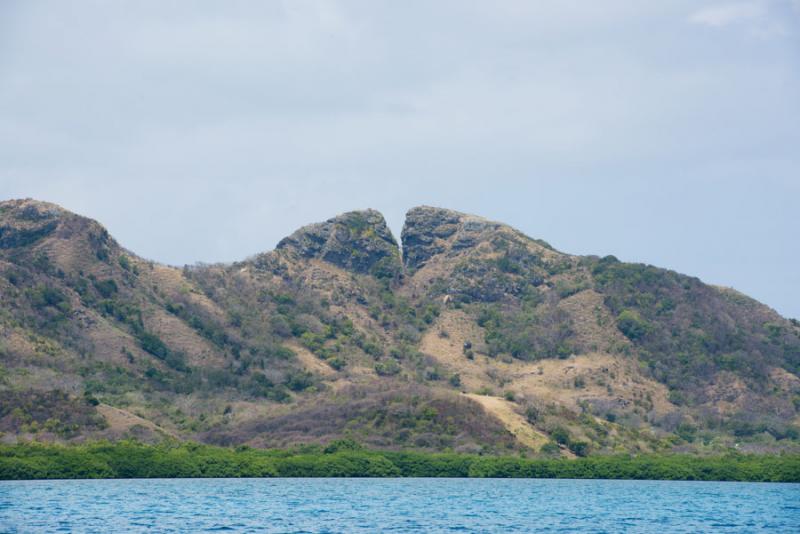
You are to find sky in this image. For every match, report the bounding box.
[0,1,798,318]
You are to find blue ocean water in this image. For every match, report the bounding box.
[1,478,798,533]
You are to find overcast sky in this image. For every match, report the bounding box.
[1,1,798,318]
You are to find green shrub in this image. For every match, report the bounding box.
[568,440,590,457]
[540,441,560,455]
[118,255,132,271]
[28,285,69,312]
[375,359,401,376]
[676,423,697,443]
[138,332,169,359]
[616,309,650,340]
[525,406,539,424]
[285,370,314,392]
[92,279,118,298]
[550,426,571,445]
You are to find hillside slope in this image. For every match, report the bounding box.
[1,199,798,455]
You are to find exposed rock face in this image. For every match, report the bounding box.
[276,209,401,276]
[401,207,560,303]
[401,206,464,269]
[0,199,62,249]
[402,206,514,269]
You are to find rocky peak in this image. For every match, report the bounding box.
[0,199,73,250]
[401,206,509,269]
[276,209,401,276]
[0,198,120,273]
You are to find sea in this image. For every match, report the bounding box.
[1,478,799,533]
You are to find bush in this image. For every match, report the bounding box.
[525,406,539,424]
[616,310,650,340]
[550,426,571,445]
[244,374,290,402]
[540,441,560,456]
[28,285,69,312]
[92,279,118,298]
[676,423,697,443]
[568,441,590,457]
[138,332,170,359]
[285,370,314,392]
[375,359,401,376]
[118,255,132,271]
[323,439,363,454]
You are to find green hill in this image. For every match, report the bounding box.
[1,199,798,456]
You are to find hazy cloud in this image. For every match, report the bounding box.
[689,2,765,27]
[1,1,798,317]
[688,0,796,36]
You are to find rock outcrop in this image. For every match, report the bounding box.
[276,209,401,276]
[0,199,64,250]
[401,206,529,270]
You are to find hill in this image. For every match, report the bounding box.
[1,199,799,456]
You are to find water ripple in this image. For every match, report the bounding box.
[1,478,799,533]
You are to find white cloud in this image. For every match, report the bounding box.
[689,2,765,27]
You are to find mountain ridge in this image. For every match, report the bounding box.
[1,198,798,455]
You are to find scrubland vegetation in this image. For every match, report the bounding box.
[2,200,800,457]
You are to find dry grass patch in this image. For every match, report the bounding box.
[557,289,629,351]
[285,341,337,377]
[96,403,177,439]
[145,308,224,367]
[463,393,550,451]
[420,309,490,390]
